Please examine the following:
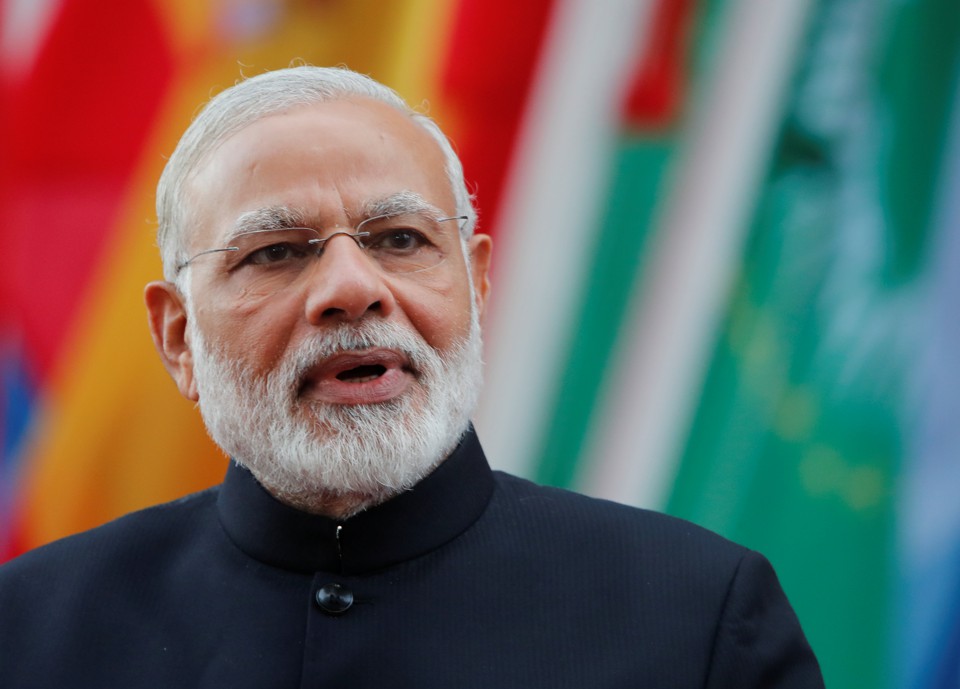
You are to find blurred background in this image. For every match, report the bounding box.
[1,0,958,686]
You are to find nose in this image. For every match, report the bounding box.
[302,232,396,324]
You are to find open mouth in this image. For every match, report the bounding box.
[297,348,414,404]
[336,364,388,383]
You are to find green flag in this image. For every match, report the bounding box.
[668,1,960,687]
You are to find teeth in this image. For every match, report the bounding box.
[350,374,380,384]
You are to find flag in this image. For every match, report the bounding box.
[476,0,960,687]
[665,0,960,686]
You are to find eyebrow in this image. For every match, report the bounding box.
[225,191,444,243]
[228,206,307,241]
[360,191,444,220]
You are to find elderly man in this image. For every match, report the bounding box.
[0,66,823,687]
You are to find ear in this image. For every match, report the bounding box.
[467,233,492,317]
[144,281,198,401]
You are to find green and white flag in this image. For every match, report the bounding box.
[478,0,960,687]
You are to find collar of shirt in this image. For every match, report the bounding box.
[216,426,495,575]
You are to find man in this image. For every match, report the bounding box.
[0,66,824,687]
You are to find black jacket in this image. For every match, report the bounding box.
[0,429,823,687]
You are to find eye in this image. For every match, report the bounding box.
[367,228,430,253]
[244,241,311,265]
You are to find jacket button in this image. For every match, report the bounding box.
[316,583,353,615]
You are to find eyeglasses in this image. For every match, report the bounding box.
[176,212,467,293]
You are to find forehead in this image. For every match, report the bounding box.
[185,97,453,246]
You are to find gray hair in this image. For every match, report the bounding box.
[156,66,476,282]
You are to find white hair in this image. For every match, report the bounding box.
[156,65,476,282]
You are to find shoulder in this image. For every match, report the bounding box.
[489,470,748,566]
[483,473,823,686]
[480,471,757,613]
[0,486,220,596]
[0,486,234,685]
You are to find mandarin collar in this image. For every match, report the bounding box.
[216,427,494,575]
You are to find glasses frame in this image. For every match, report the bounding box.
[174,214,468,276]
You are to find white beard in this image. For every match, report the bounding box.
[188,313,483,517]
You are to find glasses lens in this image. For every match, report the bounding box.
[215,227,322,293]
[228,227,321,267]
[357,213,449,273]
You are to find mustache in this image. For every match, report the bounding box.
[287,320,433,383]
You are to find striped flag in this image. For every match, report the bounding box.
[664,1,960,687]
[475,0,960,687]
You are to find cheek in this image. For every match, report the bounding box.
[392,275,475,351]
[193,296,296,373]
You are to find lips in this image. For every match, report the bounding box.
[298,348,415,405]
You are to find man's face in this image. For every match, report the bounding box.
[145,97,491,514]
[186,97,489,390]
